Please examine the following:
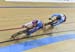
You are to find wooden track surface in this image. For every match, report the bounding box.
[0,2,75,6]
[0,2,75,52]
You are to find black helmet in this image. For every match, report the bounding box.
[49,18,52,20]
[56,15,61,20]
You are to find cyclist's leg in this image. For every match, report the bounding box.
[11,30,25,39]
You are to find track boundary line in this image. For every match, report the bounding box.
[0,29,75,43]
[0,6,75,8]
[0,22,75,31]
